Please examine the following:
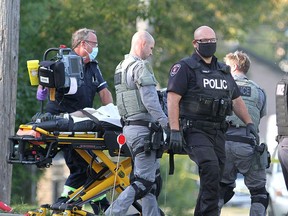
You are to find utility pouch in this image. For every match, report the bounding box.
[144,122,163,156]
[212,99,219,116]
[152,129,165,158]
[252,143,270,170]
[218,98,232,117]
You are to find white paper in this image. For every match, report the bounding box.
[65,77,78,95]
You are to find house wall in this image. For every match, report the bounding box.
[37,157,69,204]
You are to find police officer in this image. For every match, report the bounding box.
[105,30,168,216]
[276,74,288,190]
[218,51,268,215]
[36,28,113,214]
[167,26,258,216]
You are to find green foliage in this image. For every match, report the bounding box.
[11,165,43,204]
[14,0,288,210]
[158,155,199,215]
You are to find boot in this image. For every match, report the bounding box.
[90,196,110,215]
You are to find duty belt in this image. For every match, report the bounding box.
[124,120,161,131]
[184,119,226,130]
[124,120,150,127]
[226,134,256,145]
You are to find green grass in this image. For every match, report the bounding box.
[7,204,39,214]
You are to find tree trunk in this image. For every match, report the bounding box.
[0,0,20,204]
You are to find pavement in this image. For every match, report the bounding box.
[0,214,23,216]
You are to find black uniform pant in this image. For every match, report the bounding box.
[63,146,88,188]
[183,127,226,216]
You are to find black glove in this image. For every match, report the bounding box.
[246,123,259,144]
[169,130,183,154]
[31,112,59,122]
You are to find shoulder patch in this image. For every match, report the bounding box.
[170,64,181,76]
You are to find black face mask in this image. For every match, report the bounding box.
[196,42,216,58]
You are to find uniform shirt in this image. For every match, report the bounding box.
[167,53,240,100]
[46,60,108,114]
[123,54,168,127]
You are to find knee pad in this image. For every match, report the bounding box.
[131,177,154,201]
[250,187,269,209]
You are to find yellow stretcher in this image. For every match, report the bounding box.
[8,123,142,216]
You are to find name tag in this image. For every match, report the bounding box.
[239,86,251,96]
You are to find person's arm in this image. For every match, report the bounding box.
[99,88,113,105]
[167,91,182,130]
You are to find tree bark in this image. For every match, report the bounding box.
[0,0,20,204]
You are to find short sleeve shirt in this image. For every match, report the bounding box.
[167,53,240,99]
[45,60,108,114]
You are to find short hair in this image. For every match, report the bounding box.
[71,28,96,48]
[224,50,251,74]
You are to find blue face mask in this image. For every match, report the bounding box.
[85,41,99,61]
[88,47,98,61]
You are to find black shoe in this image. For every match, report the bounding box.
[54,196,69,204]
[90,197,110,214]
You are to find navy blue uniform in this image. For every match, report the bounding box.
[46,60,108,189]
[167,53,240,216]
[46,61,107,114]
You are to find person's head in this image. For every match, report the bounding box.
[192,25,217,61]
[72,28,99,63]
[130,30,155,60]
[224,50,251,74]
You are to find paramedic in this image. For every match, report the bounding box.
[36,28,113,214]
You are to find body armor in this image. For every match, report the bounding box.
[276,77,288,136]
[114,56,157,119]
[227,78,262,128]
[179,58,233,122]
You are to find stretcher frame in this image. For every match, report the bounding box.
[8,124,141,216]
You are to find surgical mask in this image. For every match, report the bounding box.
[196,42,216,58]
[85,42,99,61]
[87,47,98,61]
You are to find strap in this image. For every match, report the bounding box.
[79,109,100,125]
[133,146,145,157]
[125,120,161,133]
[169,152,175,175]
[124,120,150,127]
[226,134,255,145]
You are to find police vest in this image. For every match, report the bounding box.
[276,77,288,136]
[114,57,157,119]
[227,78,262,128]
[179,58,233,122]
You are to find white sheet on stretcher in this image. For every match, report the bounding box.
[64,103,122,128]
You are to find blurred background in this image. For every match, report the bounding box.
[10,0,288,215]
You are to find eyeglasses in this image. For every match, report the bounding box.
[85,40,98,47]
[196,38,217,43]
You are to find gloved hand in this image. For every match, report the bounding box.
[36,87,48,101]
[246,123,259,144]
[169,130,183,154]
[31,112,58,122]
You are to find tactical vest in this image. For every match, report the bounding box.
[179,58,232,122]
[227,78,262,128]
[276,76,288,136]
[114,57,157,119]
